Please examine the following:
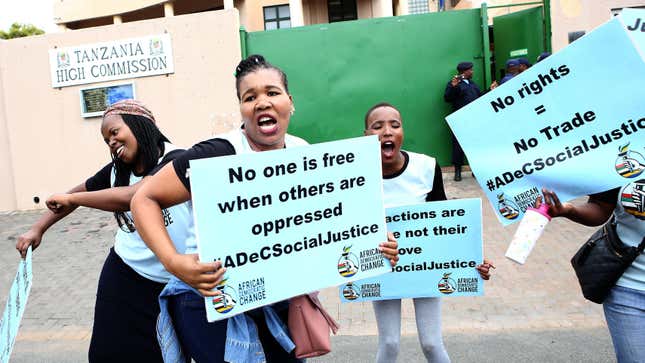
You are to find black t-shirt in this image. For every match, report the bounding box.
[172,138,237,192]
[589,187,620,206]
[85,149,184,191]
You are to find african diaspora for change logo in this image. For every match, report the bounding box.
[212,278,237,314]
[497,192,519,220]
[615,143,645,179]
[438,273,456,294]
[338,245,359,277]
[342,282,361,301]
[621,179,645,219]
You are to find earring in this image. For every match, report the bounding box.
[290,107,295,116]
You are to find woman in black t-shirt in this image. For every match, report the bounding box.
[131,55,401,362]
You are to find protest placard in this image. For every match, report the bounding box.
[0,248,32,363]
[189,136,390,321]
[621,8,645,57]
[339,198,483,302]
[446,14,645,225]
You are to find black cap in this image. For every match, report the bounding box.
[518,57,531,67]
[457,62,473,72]
[537,52,551,62]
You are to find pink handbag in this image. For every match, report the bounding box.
[288,292,340,358]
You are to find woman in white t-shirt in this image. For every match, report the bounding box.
[16,100,191,362]
[363,102,494,363]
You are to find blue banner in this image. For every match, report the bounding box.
[189,136,391,321]
[0,248,32,363]
[340,198,483,302]
[446,16,645,225]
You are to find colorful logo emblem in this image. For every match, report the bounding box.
[212,279,237,313]
[438,273,456,294]
[497,192,519,220]
[615,143,645,178]
[337,245,359,278]
[57,51,70,68]
[342,282,361,300]
[620,179,645,219]
[149,38,164,55]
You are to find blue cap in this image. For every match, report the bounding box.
[518,57,531,67]
[537,52,551,62]
[457,62,473,72]
[505,59,520,68]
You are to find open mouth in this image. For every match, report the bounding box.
[257,116,278,134]
[381,141,396,158]
[115,145,124,159]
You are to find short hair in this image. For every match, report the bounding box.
[364,102,400,129]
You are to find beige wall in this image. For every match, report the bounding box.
[303,0,330,25]
[0,41,17,212]
[0,10,242,211]
[54,0,168,24]
[551,0,645,51]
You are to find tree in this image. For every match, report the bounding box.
[0,23,45,39]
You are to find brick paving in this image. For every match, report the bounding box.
[0,172,608,360]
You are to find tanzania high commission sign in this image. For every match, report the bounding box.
[49,34,174,88]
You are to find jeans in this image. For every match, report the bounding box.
[168,291,302,363]
[603,285,645,363]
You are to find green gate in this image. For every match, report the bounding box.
[243,10,488,165]
[242,4,548,165]
[492,4,549,81]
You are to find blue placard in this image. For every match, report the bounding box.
[0,248,32,363]
[189,136,391,321]
[339,198,483,302]
[621,8,645,58]
[446,16,645,225]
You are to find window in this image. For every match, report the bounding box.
[328,0,357,22]
[408,0,429,14]
[568,31,585,44]
[264,5,291,30]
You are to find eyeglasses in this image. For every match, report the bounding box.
[115,212,137,233]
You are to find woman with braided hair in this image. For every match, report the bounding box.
[16,100,192,362]
[131,54,400,362]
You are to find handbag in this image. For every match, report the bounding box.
[570,218,645,304]
[288,292,340,358]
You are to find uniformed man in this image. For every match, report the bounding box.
[499,58,520,84]
[444,61,481,181]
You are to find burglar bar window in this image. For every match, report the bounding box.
[328,0,357,22]
[408,0,429,14]
[264,5,291,30]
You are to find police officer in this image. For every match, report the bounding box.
[444,61,481,181]
[499,58,520,84]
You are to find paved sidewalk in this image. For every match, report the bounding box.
[0,173,614,362]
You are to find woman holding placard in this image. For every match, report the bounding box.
[363,102,494,363]
[131,55,400,362]
[15,100,191,362]
[540,187,644,363]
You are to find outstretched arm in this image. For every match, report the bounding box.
[47,183,144,213]
[540,188,613,227]
[131,163,224,296]
[16,182,86,257]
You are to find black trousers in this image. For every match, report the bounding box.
[88,248,165,363]
[451,132,465,167]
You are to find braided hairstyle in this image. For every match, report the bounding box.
[234,54,289,100]
[112,114,169,231]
